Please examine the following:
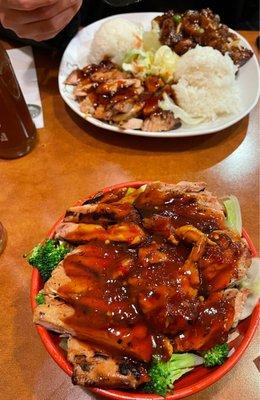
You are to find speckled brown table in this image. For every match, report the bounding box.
[0,31,259,400]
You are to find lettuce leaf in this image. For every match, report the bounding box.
[222,195,242,235]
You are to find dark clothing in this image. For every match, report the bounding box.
[0,0,258,50]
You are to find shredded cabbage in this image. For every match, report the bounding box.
[122,48,154,78]
[239,257,260,320]
[122,46,179,81]
[222,195,242,235]
[152,46,180,81]
[143,24,161,52]
[159,93,205,125]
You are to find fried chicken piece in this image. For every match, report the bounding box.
[155,8,253,67]
[173,38,196,55]
[229,47,254,68]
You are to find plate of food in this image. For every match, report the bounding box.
[29,181,260,399]
[58,9,259,138]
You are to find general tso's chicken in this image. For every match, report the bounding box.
[68,338,149,388]
[154,8,253,67]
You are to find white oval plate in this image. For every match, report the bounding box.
[58,12,260,138]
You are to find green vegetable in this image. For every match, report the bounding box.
[125,187,136,196]
[59,337,68,351]
[35,292,45,305]
[122,46,179,81]
[27,239,70,281]
[203,343,229,367]
[144,353,203,397]
[222,195,242,235]
[122,48,154,78]
[119,184,147,204]
[173,14,182,24]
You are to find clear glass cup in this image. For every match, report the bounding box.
[0,44,37,159]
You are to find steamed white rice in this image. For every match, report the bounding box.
[173,46,241,121]
[89,18,143,65]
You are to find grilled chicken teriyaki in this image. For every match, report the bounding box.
[154,8,253,67]
[65,60,181,132]
[34,182,251,389]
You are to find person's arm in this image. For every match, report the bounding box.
[0,0,82,41]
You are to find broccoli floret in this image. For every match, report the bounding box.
[35,292,45,305]
[144,354,197,397]
[27,239,70,281]
[203,343,229,367]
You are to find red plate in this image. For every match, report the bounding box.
[30,181,259,400]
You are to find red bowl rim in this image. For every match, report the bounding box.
[30,181,260,400]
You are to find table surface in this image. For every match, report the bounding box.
[0,30,259,400]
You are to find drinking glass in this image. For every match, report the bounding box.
[0,44,36,159]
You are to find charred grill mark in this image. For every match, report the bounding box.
[83,192,104,206]
[93,351,109,359]
[119,361,142,380]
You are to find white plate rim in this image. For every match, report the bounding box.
[58,12,260,138]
